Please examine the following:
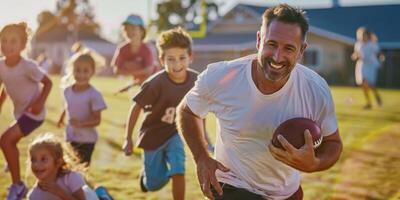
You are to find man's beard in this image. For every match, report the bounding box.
[259,57,292,82]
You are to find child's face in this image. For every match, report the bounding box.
[123,24,143,42]
[30,147,61,181]
[0,30,25,58]
[73,61,94,86]
[160,47,192,82]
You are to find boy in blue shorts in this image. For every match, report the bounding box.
[122,27,196,200]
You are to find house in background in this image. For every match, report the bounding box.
[31,25,116,74]
[192,3,400,88]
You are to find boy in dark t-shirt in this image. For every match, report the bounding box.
[122,27,195,200]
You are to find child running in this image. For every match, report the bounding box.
[122,27,198,200]
[0,22,53,200]
[27,133,98,200]
[57,51,107,166]
[112,14,158,94]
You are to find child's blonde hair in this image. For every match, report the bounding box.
[0,22,31,49]
[61,50,96,88]
[156,27,192,59]
[28,133,85,177]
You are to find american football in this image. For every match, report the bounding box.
[271,117,322,149]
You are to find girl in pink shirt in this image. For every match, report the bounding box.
[0,22,53,200]
[27,133,97,200]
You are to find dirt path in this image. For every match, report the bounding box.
[330,124,400,200]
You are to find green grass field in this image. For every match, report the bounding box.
[1,76,400,199]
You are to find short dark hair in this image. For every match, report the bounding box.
[156,27,192,58]
[261,4,309,41]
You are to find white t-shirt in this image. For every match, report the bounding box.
[28,171,85,200]
[354,41,380,69]
[64,85,107,143]
[185,55,338,199]
[0,58,46,121]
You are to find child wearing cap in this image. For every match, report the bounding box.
[112,14,158,93]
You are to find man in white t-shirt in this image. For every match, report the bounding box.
[176,4,343,200]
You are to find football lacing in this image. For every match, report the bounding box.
[313,137,323,148]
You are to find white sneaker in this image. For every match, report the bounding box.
[6,182,28,200]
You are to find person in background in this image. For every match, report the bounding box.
[36,53,53,74]
[112,14,159,94]
[352,27,383,109]
[57,51,107,166]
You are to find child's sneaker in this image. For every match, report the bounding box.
[139,174,148,193]
[6,182,28,200]
[95,186,114,200]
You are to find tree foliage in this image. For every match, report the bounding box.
[151,0,220,32]
[36,0,100,36]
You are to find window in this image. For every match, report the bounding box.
[302,47,322,68]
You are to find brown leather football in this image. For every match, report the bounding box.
[272,117,322,149]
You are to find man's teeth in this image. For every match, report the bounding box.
[270,62,283,69]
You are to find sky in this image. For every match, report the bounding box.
[0,0,399,43]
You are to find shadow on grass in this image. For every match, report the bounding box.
[331,126,400,200]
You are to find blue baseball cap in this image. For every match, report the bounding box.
[123,14,145,27]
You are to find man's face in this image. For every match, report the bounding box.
[256,20,306,82]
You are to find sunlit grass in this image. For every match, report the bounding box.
[1,76,400,199]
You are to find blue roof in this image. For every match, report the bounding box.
[242,4,400,47]
[193,32,255,45]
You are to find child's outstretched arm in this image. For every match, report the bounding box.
[0,87,7,114]
[26,74,53,115]
[57,109,66,128]
[123,103,142,156]
[70,110,102,128]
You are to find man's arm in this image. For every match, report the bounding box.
[176,101,208,162]
[203,118,214,152]
[313,130,342,171]
[269,130,342,173]
[176,100,229,199]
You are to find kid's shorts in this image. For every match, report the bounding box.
[142,133,185,191]
[17,114,43,136]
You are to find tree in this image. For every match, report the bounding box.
[35,0,100,38]
[151,0,220,32]
[56,0,99,34]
